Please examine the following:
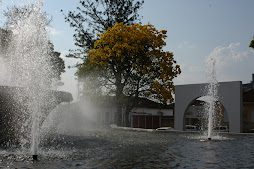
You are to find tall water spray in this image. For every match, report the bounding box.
[1,1,56,159]
[205,57,219,140]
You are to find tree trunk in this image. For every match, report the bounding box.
[115,75,124,126]
[115,103,122,126]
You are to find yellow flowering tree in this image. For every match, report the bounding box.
[78,22,181,126]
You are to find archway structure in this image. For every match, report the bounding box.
[174,81,243,133]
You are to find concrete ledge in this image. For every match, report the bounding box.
[111,124,156,132]
[110,125,254,135]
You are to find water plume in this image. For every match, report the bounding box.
[204,56,219,140]
[1,0,57,158]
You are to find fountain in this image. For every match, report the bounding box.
[0,0,72,160]
[205,57,219,140]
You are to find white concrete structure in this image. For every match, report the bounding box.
[174,81,243,133]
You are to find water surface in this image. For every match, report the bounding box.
[1,127,253,168]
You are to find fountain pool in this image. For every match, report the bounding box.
[0,127,254,168]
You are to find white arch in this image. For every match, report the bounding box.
[174,81,243,133]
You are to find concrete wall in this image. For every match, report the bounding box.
[174,81,243,133]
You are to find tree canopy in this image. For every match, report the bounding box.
[62,0,144,60]
[249,36,254,49]
[48,42,65,83]
[77,23,181,125]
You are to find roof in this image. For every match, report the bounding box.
[135,98,174,109]
[79,95,174,109]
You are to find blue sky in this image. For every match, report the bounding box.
[1,0,254,100]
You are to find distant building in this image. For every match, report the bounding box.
[243,89,254,132]
[130,98,174,129]
[241,74,254,132]
[74,96,174,129]
[242,74,254,92]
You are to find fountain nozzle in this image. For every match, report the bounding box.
[33,155,38,160]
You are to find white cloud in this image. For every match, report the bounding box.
[206,42,254,82]
[206,42,250,71]
[46,26,61,36]
[174,42,254,85]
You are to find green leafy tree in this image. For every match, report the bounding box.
[62,0,144,125]
[77,23,181,126]
[249,36,254,49]
[61,0,144,60]
[48,42,65,84]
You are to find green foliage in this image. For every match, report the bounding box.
[61,0,144,60]
[249,36,254,49]
[63,0,145,126]
[48,42,65,81]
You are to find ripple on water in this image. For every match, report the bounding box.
[186,133,236,141]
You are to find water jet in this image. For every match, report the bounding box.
[205,57,219,140]
[0,0,72,156]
